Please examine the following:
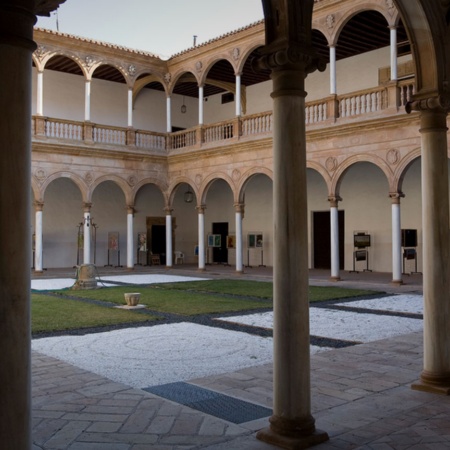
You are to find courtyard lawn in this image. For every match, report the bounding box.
[56,285,272,316]
[54,280,378,316]
[32,293,155,334]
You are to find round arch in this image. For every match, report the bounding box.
[332,155,393,196]
[167,177,198,206]
[90,175,132,205]
[40,172,87,203]
[132,178,168,206]
[306,160,332,194]
[198,172,235,205]
[236,167,273,203]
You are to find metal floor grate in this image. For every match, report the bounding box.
[144,381,272,424]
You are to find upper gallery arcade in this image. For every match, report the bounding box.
[30,0,444,282]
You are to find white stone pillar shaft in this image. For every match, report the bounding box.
[127,88,133,127]
[236,74,242,116]
[390,27,398,81]
[166,212,173,267]
[329,45,337,95]
[198,207,205,270]
[166,96,172,132]
[330,204,340,280]
[83,211,91,264]
[127,209,134,269]
[235,207,243,272]
[35,208,43,272]
[391,201,402,283]
[85,80,91,121]
[37,70,43,115]
[199,86,204,125]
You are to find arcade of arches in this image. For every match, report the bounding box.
[1,0,450,448]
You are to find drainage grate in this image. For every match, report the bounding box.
[144,382,272,424]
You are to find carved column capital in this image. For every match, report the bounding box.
[34,201,44,212]
[164,207,173,215]
[234,203,245,214]
[127,205,135,215]
[406,94,450,114]
[196,204,206,214]
[83,202,92,213]
[328,196,342,207]
[389,192,405,204]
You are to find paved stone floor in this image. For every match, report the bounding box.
[31,266,450,449]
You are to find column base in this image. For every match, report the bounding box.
[411,370,450,395]
[197,267,206,272]
[34,270,44,274]
[391,279,403,286]
[257,427,329,450]
[126,267,135,271]
[257,415,329,449]
[235,269,244,274]
[329,276,340,282]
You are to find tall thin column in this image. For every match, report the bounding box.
[197,205,206,270]
[0,1,45,446]
[235,203,244,272]
[127,87,133,127]
[198,85,204,125]
[85,79,91,121]
[408,106,450,394]
[255,2,328,447]
[165,208,173,267]
[127,206,134,269]
[390,192,403,285]
[329,196,341,281]
[329,45,337,95]
[35,201,44,272]
[235,74,242,116]
[390,26,398,81]
[83,203,92,264]
[166,96,172,132]
[37,70,44,115]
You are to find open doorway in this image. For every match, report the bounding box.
[313,211,344,269]
[212,222,228,264]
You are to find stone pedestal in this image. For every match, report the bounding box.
[72,264,98,290]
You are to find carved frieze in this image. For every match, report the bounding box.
[195,61,203,72]
[232,169,241,180]
[195,174,203,185]
[85,172,94,185]
[128,175,137,187]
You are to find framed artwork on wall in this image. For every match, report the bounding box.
[137,232,147,252]
[208,234,221,247]
[108,232,119,251]
[227,235,236,249]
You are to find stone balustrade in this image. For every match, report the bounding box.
[32,79,416,154]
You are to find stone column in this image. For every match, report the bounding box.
[235,74,242,116]
[85,79,91,121]
[198,85,204,125]
[34,201,44,273]
[390,26,398,81]
[390,192,404,285]
[197,205,206,270]
[329,196,341,281]
[235,203,244,273]
[329,45,337,95]
[0,1,48,447]
[127,206,134,270]
[166,96,172,132]
[255,2,328,447]
[127,87,133,127]
[407,103,450,394]
[36,70,44,115]
[83,203,92,264]
[165,207,173,267]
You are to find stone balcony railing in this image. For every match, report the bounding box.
[32,79,416,155]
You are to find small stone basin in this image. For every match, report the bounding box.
[124,293,141,306]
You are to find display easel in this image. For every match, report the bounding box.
[136,232,148,266]
[402,248,421,275]
[105,232,122,267]
[349,232,372,273]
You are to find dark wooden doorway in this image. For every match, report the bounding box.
[146,217,176,265]
[313,211,345,269]
[212,222,228,264]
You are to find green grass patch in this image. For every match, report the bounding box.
[32,293,154,334]
[55,285,272,316]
